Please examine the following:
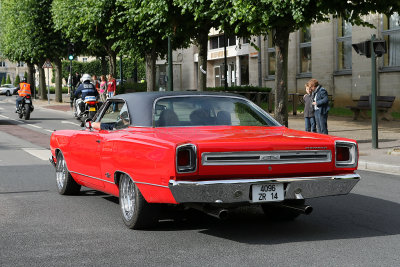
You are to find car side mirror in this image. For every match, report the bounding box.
[85,118,92,129]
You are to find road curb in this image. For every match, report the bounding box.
[358,160,400,176]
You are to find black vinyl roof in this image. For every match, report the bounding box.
[109,91,248,127]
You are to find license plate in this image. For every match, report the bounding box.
[25,100,31,103]
[251,183,284,202]
[89,107,96,111]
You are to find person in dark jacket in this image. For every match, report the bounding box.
[309,79,330,134]
[303,83,316,132]
[73,73,98,116]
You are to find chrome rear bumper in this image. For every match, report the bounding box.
[169,174,360,204]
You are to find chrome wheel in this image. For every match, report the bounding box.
[119,174,159,229]
[120,175,135,221]
[56,154,67,190]
[55,152,81,195]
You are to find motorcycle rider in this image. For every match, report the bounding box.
[16,77,31,112]
[73,73,99,116]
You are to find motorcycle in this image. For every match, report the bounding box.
[17,94,34,120]
[73,95,101,126]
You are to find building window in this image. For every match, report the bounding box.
[17,61,25,67]
[266,31,275,77]
[82,58,88,63]
[337,18,352,71]
[0,61,6,67]
[299,27,312,74]
[209,35,236,50]
[382,12,400,67]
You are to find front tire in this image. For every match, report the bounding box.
[6,90,11,96]
[55,152,81,195]
[119,174,158,229]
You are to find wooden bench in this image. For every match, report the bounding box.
[346,95,396,120]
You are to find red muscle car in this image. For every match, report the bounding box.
[50,92,360,229]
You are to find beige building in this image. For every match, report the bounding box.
[0,59,28,84]
[158,13,400,112]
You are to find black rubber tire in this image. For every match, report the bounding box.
[23,104,30,120]
[18,110,23,119]
[6,90,11,96]
[119,174,159,229]
[88,110,96,120]
[261,199,305,221]
[55,152,81,195]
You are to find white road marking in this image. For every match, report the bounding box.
[45,129,54,133]
[27,124,42,129]
[61,120,80,126]
[22,148,51,161]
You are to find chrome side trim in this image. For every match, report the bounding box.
[169,173,360,203]
[135,181,169,188]
[202,150,332,166]
[70,171,115,184]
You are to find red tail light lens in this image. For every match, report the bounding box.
[178,149,190,166]
[86,101,97,105]
[25,95,31,99]
[336,146,350,162]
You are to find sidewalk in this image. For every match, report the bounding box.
[6,96,400,175]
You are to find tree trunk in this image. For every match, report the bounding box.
[101,56,108,76]
[38,62,47,101]
[197,31,209,91]
[145,50,156,92]
[27,62,35,97]
[108,51,117,77]
[54,58,63,103]
[274,28,290,127]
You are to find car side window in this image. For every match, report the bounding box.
[98,101,130,130]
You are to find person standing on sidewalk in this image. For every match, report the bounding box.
[99,75,107,103]
[303,83,316,132]
[107,73,116,99]
[309,78,330,134]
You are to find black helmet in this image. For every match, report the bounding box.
[22,77,27,83]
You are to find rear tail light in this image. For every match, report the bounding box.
[86,101,97,105]
[25,95,31,99]
[176,144,197,173]
[335,141,358,168]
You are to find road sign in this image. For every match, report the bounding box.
[42,61,53,68]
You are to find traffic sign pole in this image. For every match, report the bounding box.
[371,34,378,149]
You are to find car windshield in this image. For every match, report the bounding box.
[154,96,280,127]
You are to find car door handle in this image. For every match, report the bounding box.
[96,140,101,143]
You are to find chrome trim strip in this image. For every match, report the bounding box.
[202,150,332,166]
[70,171,115,184]
[168,173,360,203]
[135,181,169,188]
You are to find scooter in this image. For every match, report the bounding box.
[17,94,34,120]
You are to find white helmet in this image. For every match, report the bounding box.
[81,73,91,83]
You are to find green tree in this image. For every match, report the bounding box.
[0,0,70,102]
[213,0,400,126]
[1,77,5,85]
[117,0,194,91]
[6,74,11,84]
[15,75,20,86]
[52,0,124,77]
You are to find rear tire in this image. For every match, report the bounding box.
[23,104,30,120]
[55,152,81,195]
[119,174,159,229]
[6,90,11,96]
[261,199,305,221]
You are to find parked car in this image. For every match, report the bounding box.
[50,91,360,229]
[116,79,126,86]
[0,84,18,96]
